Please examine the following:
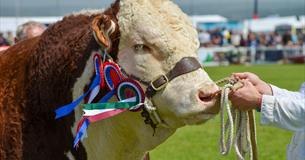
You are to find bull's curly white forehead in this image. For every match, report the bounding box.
[118,0,199,62]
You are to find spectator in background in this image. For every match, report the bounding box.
[247,32,259,47]
[211,29,223,46]
[282,31,292,46]
[6,31,14,45]
[291,28,298,45]
[0,32,9,46]
[239,36,247,47]
[274,32,282,46]
[266,33,274,47]
[198,29,211,47]
[0,32,10,51]
[258,33,267,46]
[231,32,241,47]
[222,29,231,45]
[15,21,47,43]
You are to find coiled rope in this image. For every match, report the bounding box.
[215,78,258,160]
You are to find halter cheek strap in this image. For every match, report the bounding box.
[145,57,202,98]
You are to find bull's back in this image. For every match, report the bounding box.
[0,37,40,159]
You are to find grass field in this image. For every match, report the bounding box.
[151,64,305,160]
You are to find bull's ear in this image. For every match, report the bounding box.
[92,14,116,49]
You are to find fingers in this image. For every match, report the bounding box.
[240,79,252,87]
[229,94,246,111]
[232,72,249,80]
[229,79,260,111]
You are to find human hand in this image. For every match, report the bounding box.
[230,79,262,111]
[232,72,272,95]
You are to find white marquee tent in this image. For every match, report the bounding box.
[244,16,305,33]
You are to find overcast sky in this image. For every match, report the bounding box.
[0,0,304,20]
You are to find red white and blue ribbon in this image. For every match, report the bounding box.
[73,79,145,147]
[54,51,145,147]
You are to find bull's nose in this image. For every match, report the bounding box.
[197,83,219,102]
[197,83,220,114]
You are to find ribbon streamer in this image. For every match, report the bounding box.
[55,56,102,119]
[73,109,127,147]
[85,109,127,123]
[73,96,137,147]
[55,75,100,119]
[87,54,104,103]
[83,109,116,117]
[74,118,90,147]
[83,97,137,110]
[98,90,116,103]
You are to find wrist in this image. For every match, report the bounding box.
[257,83,273,95]
[256,95,262,112]
[256,95,263,112]
[262,81,273,95]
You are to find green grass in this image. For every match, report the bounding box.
[151,64,305,160]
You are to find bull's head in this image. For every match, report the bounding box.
[93,0,219,129]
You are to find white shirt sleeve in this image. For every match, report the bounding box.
[260,84,305,132]
[270,84,305,100]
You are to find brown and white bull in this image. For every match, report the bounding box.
[0,0,219,159]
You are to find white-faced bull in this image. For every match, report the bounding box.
[0,0,220,159]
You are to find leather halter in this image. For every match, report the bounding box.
[146,57,201,97]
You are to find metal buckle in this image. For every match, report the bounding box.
[150,74,169,91]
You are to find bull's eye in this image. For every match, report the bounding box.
[133,44,150,52]
[134,44,143,51]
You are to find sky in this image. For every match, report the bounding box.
[0,0,304,20]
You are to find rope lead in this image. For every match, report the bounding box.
[218,80,258,160]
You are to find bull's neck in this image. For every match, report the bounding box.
[72,56,176,159]
[81,111,175,160]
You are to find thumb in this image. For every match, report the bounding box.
[233,72,248,79]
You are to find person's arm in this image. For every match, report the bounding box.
[232,72,304,99]
[230,79,305,132]
[260,95,305,132]
[270,84,304,100]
